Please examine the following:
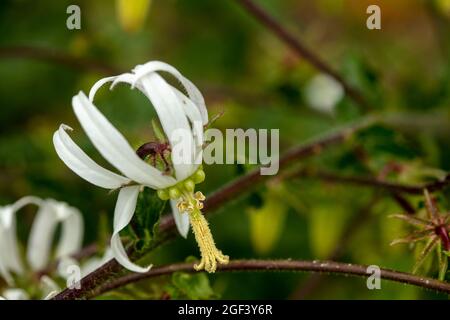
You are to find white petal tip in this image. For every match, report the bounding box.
[60,124,73,131]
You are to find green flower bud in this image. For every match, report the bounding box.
[157,189,170,201]
[184,179,195,192]
[169,187,181,199]
[193,169,206,184]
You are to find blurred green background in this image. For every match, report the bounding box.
[1,0,450,299]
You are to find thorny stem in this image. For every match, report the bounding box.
[90,259,450,298]
[234,0,371,111]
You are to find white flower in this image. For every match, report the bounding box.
[27,199,84,271]
[53,61,228,273]
[305,74,344,115]
[1,288,29,300]
[0,196,84,300]
[0,196,41,285]
[1,276,60,300]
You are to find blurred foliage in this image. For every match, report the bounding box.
[248,184,288,255]
[166,270,216,300]
[0,0,450,299]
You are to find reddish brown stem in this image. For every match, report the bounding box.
[88,259,450,299]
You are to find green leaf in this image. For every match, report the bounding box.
[170,272,215,300]
[133,187,167,248]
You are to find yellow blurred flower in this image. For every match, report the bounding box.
[116,0,151,33]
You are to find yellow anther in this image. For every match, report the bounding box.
[192,191,205,210]
[177,199,194,213]
[194,191,206,201]
[195,200,204,210]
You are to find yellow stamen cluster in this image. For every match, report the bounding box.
[176,191,205,212]
[156,167,229,273]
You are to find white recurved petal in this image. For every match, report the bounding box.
[88,76,117,102]
[0,197,43,283]
[2,288,29,300]
[172,87,204,148]
[27,200,85,271]
[139,74,195,181]
[111,186,151,273]
[108,72,201,156]
[72,92,176,189]
[11,196,42,213]
[132,61,208,125]
[172,87,204,169]
[88,73,146,102]
[0,207,23,277]
[0,218,15,285]
[53,124,130,189]
[55,205,83,259]
[26,202,59,271]
[170,199,190,238]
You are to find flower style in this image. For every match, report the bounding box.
[391,189,450,278]
[0,196,84,299]
[53,61,228,273]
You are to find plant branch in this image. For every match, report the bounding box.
[52,119,374,300]
[88,259,450,299]
[234,0,370,110]
[0,46,120,74]
[292,169,450,195]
